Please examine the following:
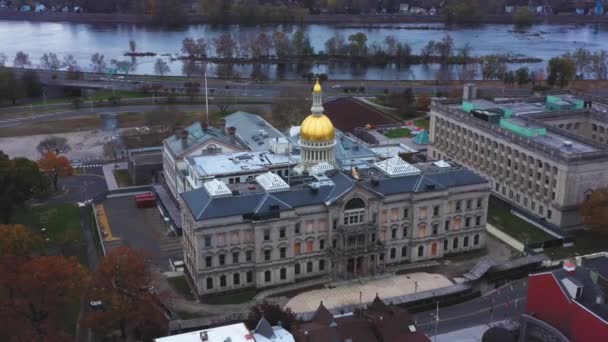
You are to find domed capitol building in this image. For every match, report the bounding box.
[176,81,490,296]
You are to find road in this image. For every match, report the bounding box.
[415,279,528,336]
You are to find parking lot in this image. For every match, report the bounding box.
[101,195,183,270]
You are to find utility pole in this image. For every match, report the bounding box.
[434,299,439,342]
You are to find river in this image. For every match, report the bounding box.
[1,20,607,80]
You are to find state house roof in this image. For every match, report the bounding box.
[181,162,488,222]
[163,122,243,157]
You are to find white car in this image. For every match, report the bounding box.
[331,84,342,89]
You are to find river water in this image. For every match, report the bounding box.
[1,20,607,80]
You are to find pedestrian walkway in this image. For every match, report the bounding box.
[101,162,127,191]
[285,272,453,313]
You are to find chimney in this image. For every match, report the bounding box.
[180,129,189,150]
[202,122,209,132]
[227,126,237,145]
[463,83,477,101]
[563,260,576,273]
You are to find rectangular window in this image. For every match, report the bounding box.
[419,207,428,219]
[433,206,440,217]
[306,241,313,253]
[206,278,213,289]
[307,261,313,273]
[319,239,325,250]
[264,271,271,283]
[455,201,461,211]
[332,239,337,248]
[474,235,479,245]
[464,236,469,247]
[204,236,212,247]
[402,228,407,238]
[295,223,301,235]
[332,219,337,229]
[319,259,325,271]
[246,251,252,262]
[247,271,253,283]
[295,263,300,275]
[466,200,472,210]
[233,273,240,285]
[280,268,286,280]
[432,224,438,235]
[547,210,552,219]
[220,275,226,287]
[232,252,239,264]
[205,256,212,268]
[280,247,286,259]
[391,229,397,239]
[443,239,448,251]
[444,220,450,231]
[465,217,471,228]
[453,238,458,249]
[344,209,365,226]
[219,254,225,266]
[264,250,271,261]
[403,208,409,219]
[401,246,407,257]
[475,216,481,226]
[418,246,424,257]
[279,227,286,239]
[263,229,270,241]
[390,248,396,259]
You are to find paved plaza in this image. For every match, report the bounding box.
[286,272,453,313]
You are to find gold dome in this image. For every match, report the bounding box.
[313,80,322,93]
[301,114,335,141]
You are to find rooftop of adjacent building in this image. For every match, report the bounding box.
[435,87,608,158]
[292,296,429,342]
[224,111,289,152]
[154,318,294,342]
[535,252,608,322]
[163,122,243,158]
[186,151,298,178]
[181,157,488,222]
[323,97,401,134]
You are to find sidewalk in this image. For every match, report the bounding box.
[101,162,127,190]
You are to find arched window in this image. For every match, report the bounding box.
[345,198,365,210]
[344,198,366,225]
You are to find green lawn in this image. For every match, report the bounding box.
[13,203,87,265]
[113,169,133,188]
[384,127,411,138]
[202,288,261,305]
[544,230,608,260]
[413,118,430,130]
[487,200,554,244]
[167,276,196,301]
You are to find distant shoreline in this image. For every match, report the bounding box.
[1,10,608,26]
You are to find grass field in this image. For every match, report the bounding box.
[202,288,261,305]
[544,230,608,260]
[167,276,196,301]
[384,127,411,138]
[13,203,87,265]
[113,169,133,188]
[414,118,430,130]
[487,201,553,245]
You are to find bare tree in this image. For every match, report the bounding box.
[325,32,347,56]
[270,89,310,130]
[90,53,107,73]
[589,50,608,80]
[213,33,237,59]
[272,31,291,59]
[384,35,398,56]
[13,51,31,68]
[237,34,251,58]
[0,53,8,67]
[62,55,80,72]
[435,34,454,64]
[457,42,473,64]
[254,33,273,58]
[129,40,137,53]
[39,53,62,70]
[154,58,170,77]
[37,136,71,155]
[181,37,208,58]
[110,59,134,76]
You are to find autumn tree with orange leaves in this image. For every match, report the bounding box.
[37,151,73,192]
[0,224,88,342]
[83,247,168,341]
[580,188,608,234]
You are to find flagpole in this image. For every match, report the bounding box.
[204,62,209,126]
[434,299,439,342]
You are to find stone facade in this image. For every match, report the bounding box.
[180,174,489,296]
[429,100,608,230]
